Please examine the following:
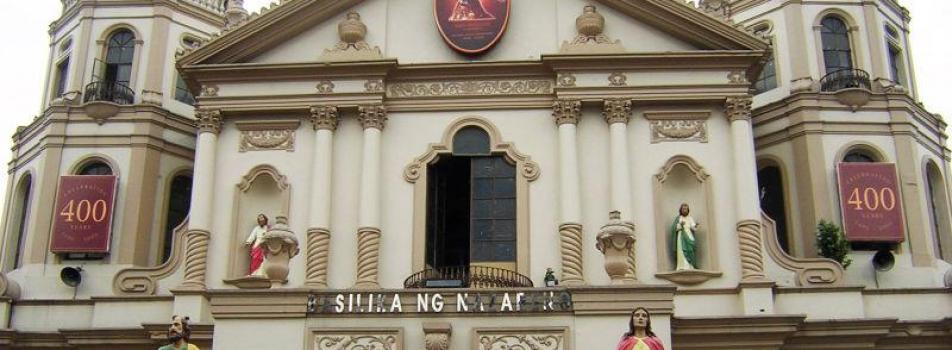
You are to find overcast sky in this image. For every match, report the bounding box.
[0,0,948,214]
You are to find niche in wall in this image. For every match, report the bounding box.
[653,155,722,285]
[225,165,290,286]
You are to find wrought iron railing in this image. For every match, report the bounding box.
[83,81,135,105]
[820,69,872,92]
[404,265,534,289]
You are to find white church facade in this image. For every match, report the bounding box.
[0,0,949,349]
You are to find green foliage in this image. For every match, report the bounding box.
[816,220,852,269]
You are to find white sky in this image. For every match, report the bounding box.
[0,0,948,214]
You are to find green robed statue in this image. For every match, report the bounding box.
[670,203,699,270]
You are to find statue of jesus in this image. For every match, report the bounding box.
[244,214,269,276]
[670,203,699,270]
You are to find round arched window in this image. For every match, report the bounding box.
[78,161,113,175]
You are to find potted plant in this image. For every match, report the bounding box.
[816,220,852,269]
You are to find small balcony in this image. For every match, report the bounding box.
[820,69,872,92]
[83,81,135,105]
[819,69,872,111]
[404,265,534,289]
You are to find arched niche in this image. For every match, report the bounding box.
[924,159,952,262]
[404,117,539,277]
[653,156,722,285]
[225,165,290,285]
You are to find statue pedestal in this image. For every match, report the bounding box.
[596,211,637,284]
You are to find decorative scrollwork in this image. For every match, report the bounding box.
[478,333,564,350]
[387,80,553,98]
[114,219,190,295]
[239,130,295,152]
[650,120,708,143]
[315,334,398,350]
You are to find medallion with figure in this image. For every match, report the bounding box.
[434,0,510,54]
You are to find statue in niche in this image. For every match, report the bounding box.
[670,203,699,270]
[244,214,270,276]
[616,307,666,350]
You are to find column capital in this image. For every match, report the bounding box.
[553,100,582,126]
[309,105,340,131]
[195,109,222,134]
[358,104,387,130]
[602,99,632,125]
[726,95,754,122]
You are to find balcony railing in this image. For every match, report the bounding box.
[84,81,135,105]
[404,265,534,289]
[820,69,872,92]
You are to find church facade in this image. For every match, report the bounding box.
[0,0,950,349]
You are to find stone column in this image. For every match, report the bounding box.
[726,96,767,283]
[603,99,634,220]
[553,100,586,285]
[177,109,221,290]
[603,99,636,278]
[354,105,386,288]
[305,106,338,288]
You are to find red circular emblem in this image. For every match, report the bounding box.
[434,0,511,55]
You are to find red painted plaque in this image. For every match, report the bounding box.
[50,175,118,253]
[435,0,511,54]
[836,163,905,242]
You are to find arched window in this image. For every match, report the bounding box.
[104,30,136,87]
[78,161,113,175]
[821,16,853,74]
[843,151,876,163]
[426,126,516,270]
[925,162,951,261]
[758,166,790,253]
[162,174,193,262]
[9,175,33,269]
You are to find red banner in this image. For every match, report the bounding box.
[50,175,118,253]
[435,0,510,54]
[836,163,905,242]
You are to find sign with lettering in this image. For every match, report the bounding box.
[50,175,118,253]
[308,291,572,314]
[435,0,511,54]
[836,163,905,242]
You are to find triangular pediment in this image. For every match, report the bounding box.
[179,0,766,67]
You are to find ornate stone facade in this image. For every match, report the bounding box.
[603,99,632,124]
[196,109,223,134]
[650,120,708,143]
[239,129,295,152]
[476,329,567,350]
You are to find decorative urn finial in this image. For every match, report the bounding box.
[596,211,637,284]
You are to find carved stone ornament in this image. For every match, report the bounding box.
[310,105,339,131]
[316,81,335,94]
[314,331,400,350]
[477,329,566,350]
[727,70,749,85]
[365,79,385,93]
[698,0,731,20]
[305,228,331,288]
[726,95,753,122]
[552,100,581,126]
[0,271,21,299]
[239,130,295,152]
[388,79,553,98]
[423,323,451,350]
[557,73,577,87]
[196,109,223,134]
[603,99,632,125]
[114,219,190,295]
[224,0,249,31]
[596,211,637,284]
[650,120,708,143]
[608,72,628,87]
[358,105,387,130]
[260,216,300,283]
[761,212,843,286]
[320,12,384,62]
[560,5,625,54]
[200,85,219,97]
[737,219,767,282]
